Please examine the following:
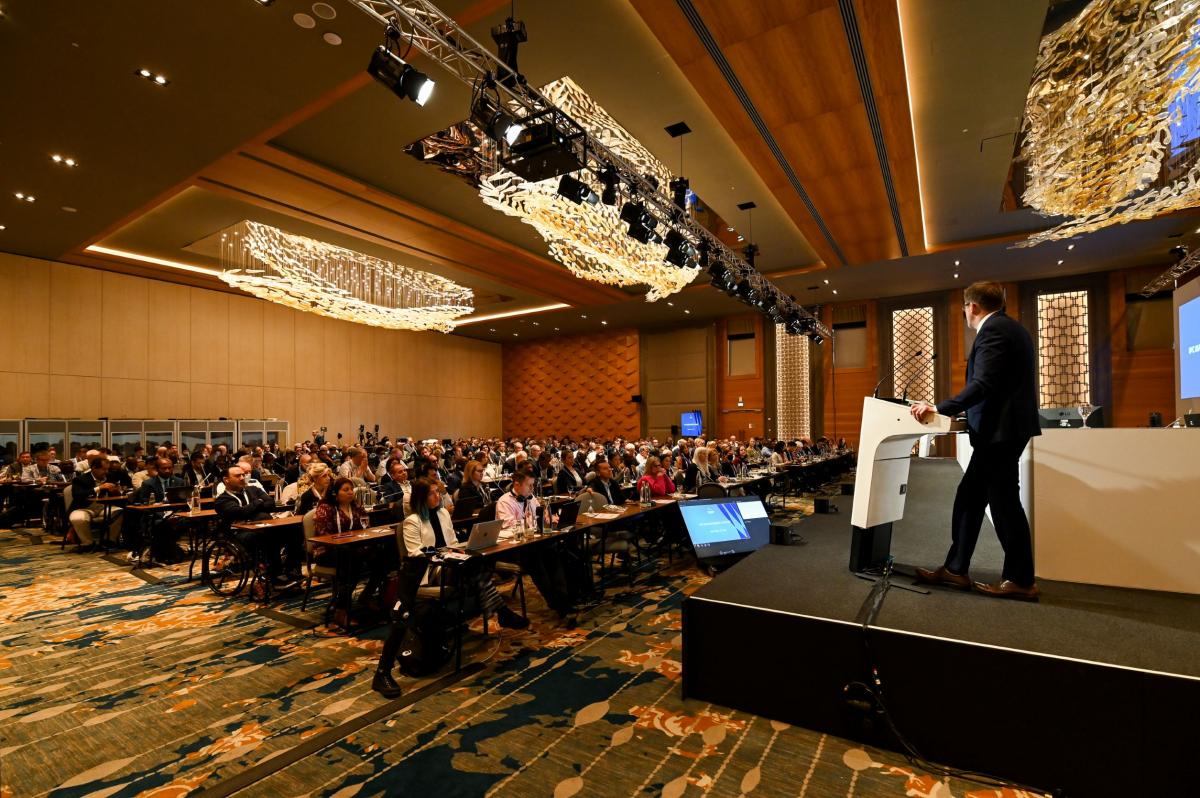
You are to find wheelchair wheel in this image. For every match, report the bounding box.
[204,539,250,597]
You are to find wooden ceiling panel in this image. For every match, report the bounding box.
[631,0,924,266]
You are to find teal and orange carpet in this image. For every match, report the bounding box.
[0,526,1037,797]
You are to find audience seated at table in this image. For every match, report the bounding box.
[22,450,65,483]
[68,454,125,548]
[338,447,377,483]
[586,460,625,505]
[399,477,527,627]
[214,464,297,586]
[495,470,581,620]
[453,460,489,506]
[555,451,585,495]
[636,457,676,498]
[295,462,332,517]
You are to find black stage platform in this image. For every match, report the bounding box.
[682,459,1200,797]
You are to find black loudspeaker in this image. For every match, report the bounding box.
[814,497,838,514]
[631,394,642,403]
[671,424,680,437]
[1149,412,1162,428]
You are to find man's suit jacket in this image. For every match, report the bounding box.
[214,485,276,530]
[937,312,1041,446]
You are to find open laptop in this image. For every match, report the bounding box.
[554,500,581,532]
[451,494,483,520]
[461,519,503,551]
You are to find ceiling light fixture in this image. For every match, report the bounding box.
[600,320,608,325]
[219,220,472,331]
[683,309,691,314]
[954,273,959,279]
[471,92,522,145]
[367,41,434,106]
[1057,259,1064,265]
[84,244,221,277]
[663,229,697,268]
[14,192,34,202]
[556,173,598,205]
[136,68,169,86]
[452,302,570,326]
[1068,243,1076,250]
[954,259,960,266]
[51,154,77,167]
[823,279,829,285]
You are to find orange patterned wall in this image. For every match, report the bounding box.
[501,329,641,439]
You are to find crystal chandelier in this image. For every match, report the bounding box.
[1015,0,1200,247]
[478,77,699,301]
[218,221,473,331]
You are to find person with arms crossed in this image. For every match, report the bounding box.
[909,281,1042,601]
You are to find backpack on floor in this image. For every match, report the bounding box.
[397,600,453,677]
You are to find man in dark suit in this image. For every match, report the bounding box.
[214,464,296,585]
[909,281,1042,601]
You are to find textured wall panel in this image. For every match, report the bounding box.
[502,329,640,439]
[0,253,502,440]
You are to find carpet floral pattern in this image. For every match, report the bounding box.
[0,528,1033,797]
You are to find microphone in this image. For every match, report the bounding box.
[873,350,924,399]
[901,352,937,402]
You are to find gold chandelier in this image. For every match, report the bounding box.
[478,77,700,301]
[218,221,473,331]
[1016,0,1200,247]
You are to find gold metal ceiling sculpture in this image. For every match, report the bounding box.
[1016,0,1200,248]
[218,221,473,331]
[478,77,700,301]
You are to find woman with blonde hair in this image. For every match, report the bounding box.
[295,461,332,517]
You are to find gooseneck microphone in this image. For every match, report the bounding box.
[901,352,937,402]
[872,350,924,399]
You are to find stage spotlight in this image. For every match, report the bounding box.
[472,94,523,145]
[663,229,697,267]
[620,200,661,243]
[599,164,620,206]
[557,174,598,205]
[368,46,435,106]
[811,333,824,345]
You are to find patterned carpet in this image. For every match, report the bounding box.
[0,517,1037,798]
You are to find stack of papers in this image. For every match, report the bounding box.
[585,512,623,520]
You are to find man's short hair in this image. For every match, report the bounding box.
[223,465,243,480]
[964,281,1005,313]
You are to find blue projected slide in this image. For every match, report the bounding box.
[1182,296,1200,399]
[681,411,702,437]
[679,496,770,558]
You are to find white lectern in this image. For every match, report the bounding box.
[850,397,964,571]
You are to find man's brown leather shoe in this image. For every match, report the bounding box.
[973,580,1040,602]
[914,566,972,590]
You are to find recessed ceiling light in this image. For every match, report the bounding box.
[737,235,745,242]
[51,154,78,167]
[61,206,77,213]
[554,327,560,331]
[14,192,34,202]
[580,314,587,319]
[823,279,829,285]
[512,332,519,337]
[1057,259,1064,265]
[312,2,337,19]
[683,309,691,314]
[489,328,496,332]
[136,68,169,86]
[254,0,275,5]
[532,321,539,326]
[667,301,674,306]
[0,225,6,231]
[954,259,960,266]
[953,273,959,279]
[322,31,342,46]
[293,12,316,28]
[832,289,838,295]
[601,320,608,325]
[1067,243,1076,250]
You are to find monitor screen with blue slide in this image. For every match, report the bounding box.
[679,495,771,559]
[681,410,702,437]
[1181,295,1200,399]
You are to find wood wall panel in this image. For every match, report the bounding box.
[643,327,711,441]
[0,253,501,440]
[1107,271,1176,427]
[820,300,879,448]
[715,315,766,439]
[502,329,640,440]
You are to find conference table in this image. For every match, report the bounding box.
[310,524,397,631]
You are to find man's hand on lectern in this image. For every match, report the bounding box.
[909,401,936,422]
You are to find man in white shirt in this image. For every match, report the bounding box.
[338,447,377,483]
[22,450,65,483]
[494,471,577,622]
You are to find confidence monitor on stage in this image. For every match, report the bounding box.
[681,410,702,437]
[679,495,770,562]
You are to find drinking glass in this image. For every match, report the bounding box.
[1077,403,1095,429]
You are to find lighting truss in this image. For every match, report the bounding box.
[346,0,830,340]
[1140,246,1200,296]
